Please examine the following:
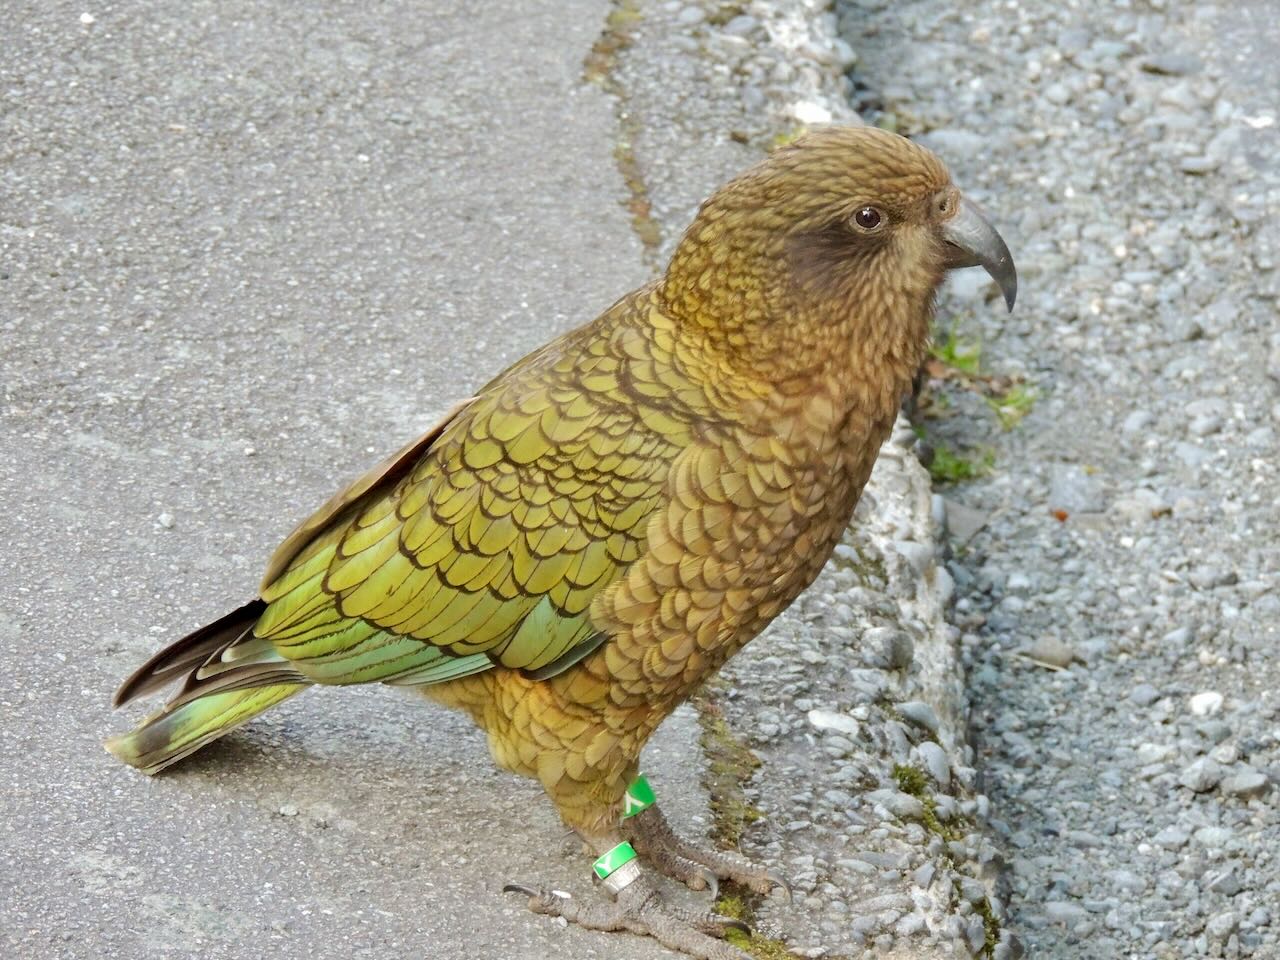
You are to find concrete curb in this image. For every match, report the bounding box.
[611,2,1017,955]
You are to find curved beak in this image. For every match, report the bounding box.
[941,201,1017,312]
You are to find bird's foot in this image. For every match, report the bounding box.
[504,876,751,960]
[622,802,792,901]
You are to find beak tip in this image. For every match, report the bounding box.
[1002,273,1017,313]
[941,200,1017,315]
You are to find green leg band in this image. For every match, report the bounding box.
[593,841,641,894]
[621,773,656,819]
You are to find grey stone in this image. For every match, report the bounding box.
[1153,826,1189,850]
[1049,464,1107,514]
[808,709,861,737]
[1142,52,1204,76]
[1179,156,1220,175]
[1122,410,1154,433]
[1206,911,1239,942]
[1206,863,1244,896]
[1189,566,1238,589]
[897,701,941,735]
[1023,636,1077,668]
[722,15,760,38]
[891,539,934,576]
[1179,757,1223,793]
[1130,683,1161,706]
[865,790,926,821]
[1175,442,1213,468]
[1220,769,1270,799]
[917,741,951,788]
[943,498,988,543]
[1045,901,1089,923]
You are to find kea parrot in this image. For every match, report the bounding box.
[108,125,1016,959]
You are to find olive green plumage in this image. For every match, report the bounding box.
[108,126,1014,955]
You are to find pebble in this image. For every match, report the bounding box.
[1122,410,1153,433]
[1178,155,1219,175]
[1189,566,1237,589]
[942,498,987,543]
[722,15,759,37]
[1206,864,1244,896]
[1129,683,1161,706]
[865,789,925,821]
[1142,52,1203,75]
[1153,826,1189,849]
[1195,826,1236,849]
[1049,464,1106,514]
[916,741,951,788]
[897,701,940,735]
[1179,757,1223,793]
[1022,636,1076,669]
[1219,769,1269,799]
[1189,691,1224,716]
[808,709,861,737]
[1206,911,1239,942]
[1045,901,1088,923]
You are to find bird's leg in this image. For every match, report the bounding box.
[504,836,752,960]
[619,779,791,901]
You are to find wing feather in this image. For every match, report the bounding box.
[252,299,705,687]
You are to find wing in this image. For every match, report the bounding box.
[251,308,698,687]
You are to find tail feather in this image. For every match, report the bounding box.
[108,600,311,774]
[105,683,307,775]
[113,600,268,707]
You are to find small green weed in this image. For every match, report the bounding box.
[987,383,1037,430]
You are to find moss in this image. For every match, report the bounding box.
[927,444,994,485]
[893,765,1000,955]
[873,112,899,133]
[694,688,815,959]
[724,926,805,959]
[714,890,819,959]
[972,893,1002,956]
[892,763,967,843]
[613,139,662,250]
[891,762,928,796]
[695,689,763,846]
[832,555,887,589]
[583,0,641,86]
[583,0,662,259]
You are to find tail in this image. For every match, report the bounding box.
[107,599,310,774]
[105,683,306,774]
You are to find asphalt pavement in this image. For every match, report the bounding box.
[0,3,694,958]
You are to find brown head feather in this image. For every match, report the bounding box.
[660,125,955,391]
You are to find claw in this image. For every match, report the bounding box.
[718,914,750,935]
[766,870,793,903]
[502,882,541,898]
[699,867,719,902]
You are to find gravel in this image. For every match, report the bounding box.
[834,0,1280,956]
[7,0,1273,958]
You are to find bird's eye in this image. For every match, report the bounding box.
[853,206,882,230]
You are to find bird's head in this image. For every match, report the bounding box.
[661,125,1015,387]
